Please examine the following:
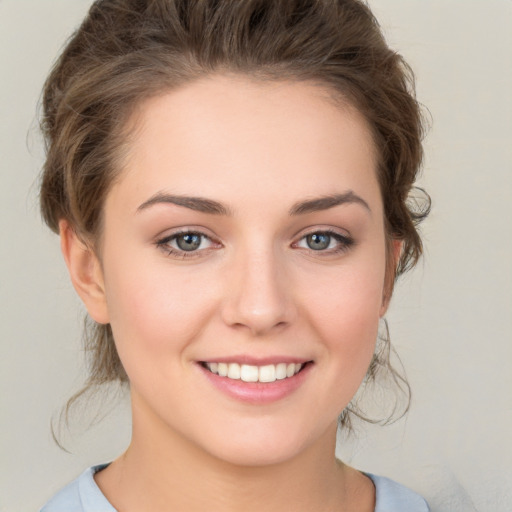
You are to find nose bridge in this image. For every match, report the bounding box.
[222,238,294,336]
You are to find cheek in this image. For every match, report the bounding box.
[309,256,385,327]
[102,252,219,362]
[299,251,386,367]
[321,279,381,366]
[293,261,385,422]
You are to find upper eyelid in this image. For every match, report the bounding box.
[293,230,353,247]
[155,231,217,258]
[156,227,217,242]
[157,231,216,247]
[292,225,352,241]
[292,225,355,252]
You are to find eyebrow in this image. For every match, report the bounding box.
[137,193,232,215]
[289,192,371,215]
[136,191,371,216]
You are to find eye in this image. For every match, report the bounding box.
[174,233,204,251]
[305,233,331,250]
[156,230,216,258]
[295,230,354,254]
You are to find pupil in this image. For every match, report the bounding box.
[177,234,201,251]
[307,233,330,250]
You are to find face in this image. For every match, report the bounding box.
[85,75,390,466]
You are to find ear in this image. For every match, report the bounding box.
[380,239,403,317]
[59,220,110,324]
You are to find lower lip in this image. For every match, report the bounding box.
[199,363,312,404]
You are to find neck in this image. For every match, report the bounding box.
[95,394,371,512]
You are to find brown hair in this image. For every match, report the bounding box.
[40,0,430,431]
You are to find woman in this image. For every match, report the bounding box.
[39,0,430,510]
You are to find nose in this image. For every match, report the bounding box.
[221,245,296,337]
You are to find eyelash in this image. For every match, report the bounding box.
[155,229,354,259]
[155,230,217,259]
[293,229,355,255]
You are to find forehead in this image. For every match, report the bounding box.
[111,74,381,214]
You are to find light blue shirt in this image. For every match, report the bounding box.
[40,464,430,511]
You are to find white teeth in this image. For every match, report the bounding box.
[227,363,241,379]
[205,361,304,382]
[276,363,287,380]
[258,364,276,383]
[240,364,259,382]
[217,362,228,377]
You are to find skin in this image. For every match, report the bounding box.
[61,75,400,512]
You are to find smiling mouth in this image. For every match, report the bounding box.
[201,361,309,384]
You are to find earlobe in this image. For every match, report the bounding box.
[59,220,110,324]
[380,239,403,317]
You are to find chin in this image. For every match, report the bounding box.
[210,440,305,468]
[197,419,326,468]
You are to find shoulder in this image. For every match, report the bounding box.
[366,473,430,512]
[39,464,115,512]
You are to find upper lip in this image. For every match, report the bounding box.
[199,355,312,366]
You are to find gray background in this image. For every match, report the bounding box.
[1,1,511,511]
